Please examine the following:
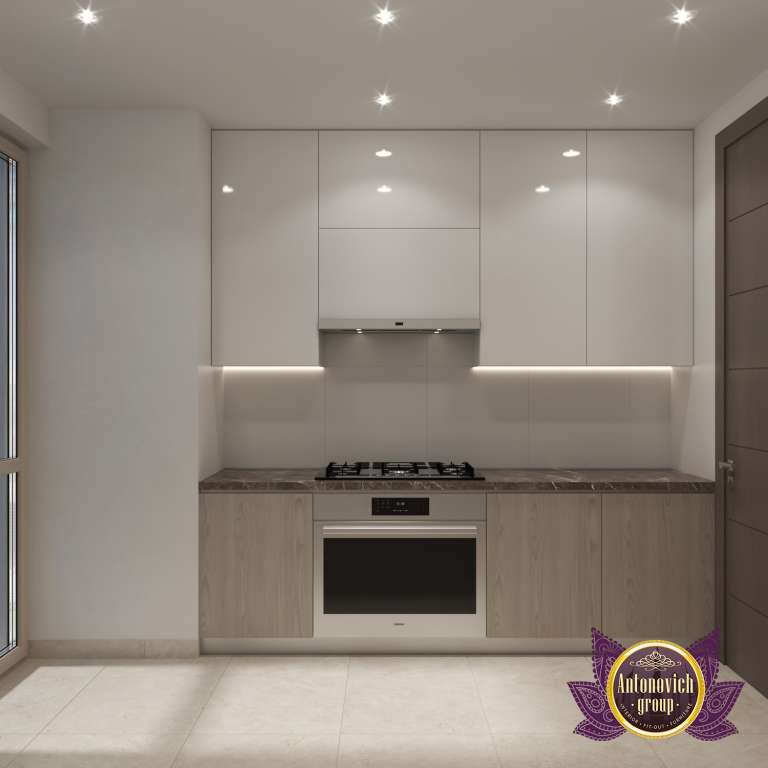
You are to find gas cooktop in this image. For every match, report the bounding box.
[316,461,484,481]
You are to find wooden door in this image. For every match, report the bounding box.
[602,494,714,639]
[487,494,601,638]
[199,493,313,638]
[718,98,768,697]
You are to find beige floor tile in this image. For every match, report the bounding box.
[0,678,94,735]
[99,658,230,680]
[338,735,501,767]
[494,733,664,767]
[0,735,34,768]
[9,734,185,767]
[42,662,227,736]
[718,665,768,714]
[469,655,593,685]
[192,658,349,735]
[726,692,768,734]
[650,733,768,768]
[469,656,591,736]
[0,660,108,689]
[223,656,348,680]
[173,734,339,767]
[341,656,489,735]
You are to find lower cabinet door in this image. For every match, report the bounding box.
[601,494,714,640]
[199,494,313,638]
[487,494,601,638]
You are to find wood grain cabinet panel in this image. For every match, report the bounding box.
[487,494,601,638]
[199,494,313,638]
[602,494,714,639]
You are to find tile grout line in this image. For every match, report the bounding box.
[6,656,119,760]
[169,655,235,767]
[466,654,503,767]
[335,654,352,766]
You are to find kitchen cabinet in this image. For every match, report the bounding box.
[212,131,319,365]
[602,494,714,639]
[479,131,587,365]
[319,131,479,229]
[586,131,693,365]
[199,493,313,638]
[487,494,601,638]
[319,229,479,320]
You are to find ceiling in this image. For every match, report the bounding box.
[1,0,767,129]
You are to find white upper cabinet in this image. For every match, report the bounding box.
[319,229,479,320]
[319,131,479,229]
[587,131,693,366]
[479,131,588,365]
[212,131,319,366]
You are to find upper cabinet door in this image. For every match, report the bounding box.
[319,131,479,229]
[587,131,693,366]
[212,131,319,366]
[479,131,587,365]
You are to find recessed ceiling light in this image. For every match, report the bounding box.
[375,94,392,106]
[376,149,393,157]
[222,185,234,193]
[77,9,99,24]
[606,94,623,106]
[375,9,396,24]
[378,185,392,193]
[671,9,694,24]
[535,186,550,193]
[563,149,581,157]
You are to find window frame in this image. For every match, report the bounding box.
[0,131,26,676]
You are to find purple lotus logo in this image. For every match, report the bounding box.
[569,628,744,741]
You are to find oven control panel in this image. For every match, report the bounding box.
[372,497,429,516]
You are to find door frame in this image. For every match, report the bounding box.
[715,94,768,662]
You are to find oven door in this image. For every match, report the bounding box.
[313,521,486,637]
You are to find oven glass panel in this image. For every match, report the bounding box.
[324,538,476,614]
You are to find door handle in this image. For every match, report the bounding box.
[718,459,734,486]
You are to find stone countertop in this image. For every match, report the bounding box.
[199,468,715,493]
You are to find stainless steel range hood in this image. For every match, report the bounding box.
[319,319,481,333]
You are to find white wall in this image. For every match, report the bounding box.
[672,64,768,481]
[224,335,672,470]
[0,65,49,148]
[28,109,218,642]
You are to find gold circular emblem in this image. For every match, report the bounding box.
[606,640,705,738]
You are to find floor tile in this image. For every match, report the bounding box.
[0,735,34,768]
[9,734,185,767]
[42,660,228,736]
[469,657,590,735]
[0,660,108,689]
[718,665,768,714]
[338,735,501,767]
[173,735,339,767]
[341,656,489,735]
[192,657,349,735]
[649,733,768,768]
[0,678,94,735]
[494,733,664,767]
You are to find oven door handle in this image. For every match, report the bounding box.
[321,525,478,538]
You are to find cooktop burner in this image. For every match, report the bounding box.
[317,461,483,481]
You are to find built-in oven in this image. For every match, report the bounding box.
[313,493,486,637]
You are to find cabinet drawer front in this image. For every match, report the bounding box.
[319,131,479,228]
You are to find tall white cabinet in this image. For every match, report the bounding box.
[479,131,587,365]
[586,131,693,365]
[212,131,319,366]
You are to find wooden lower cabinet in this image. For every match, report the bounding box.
[601,494,714,639]
[199,493,313,638]
[487,494,601,638]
